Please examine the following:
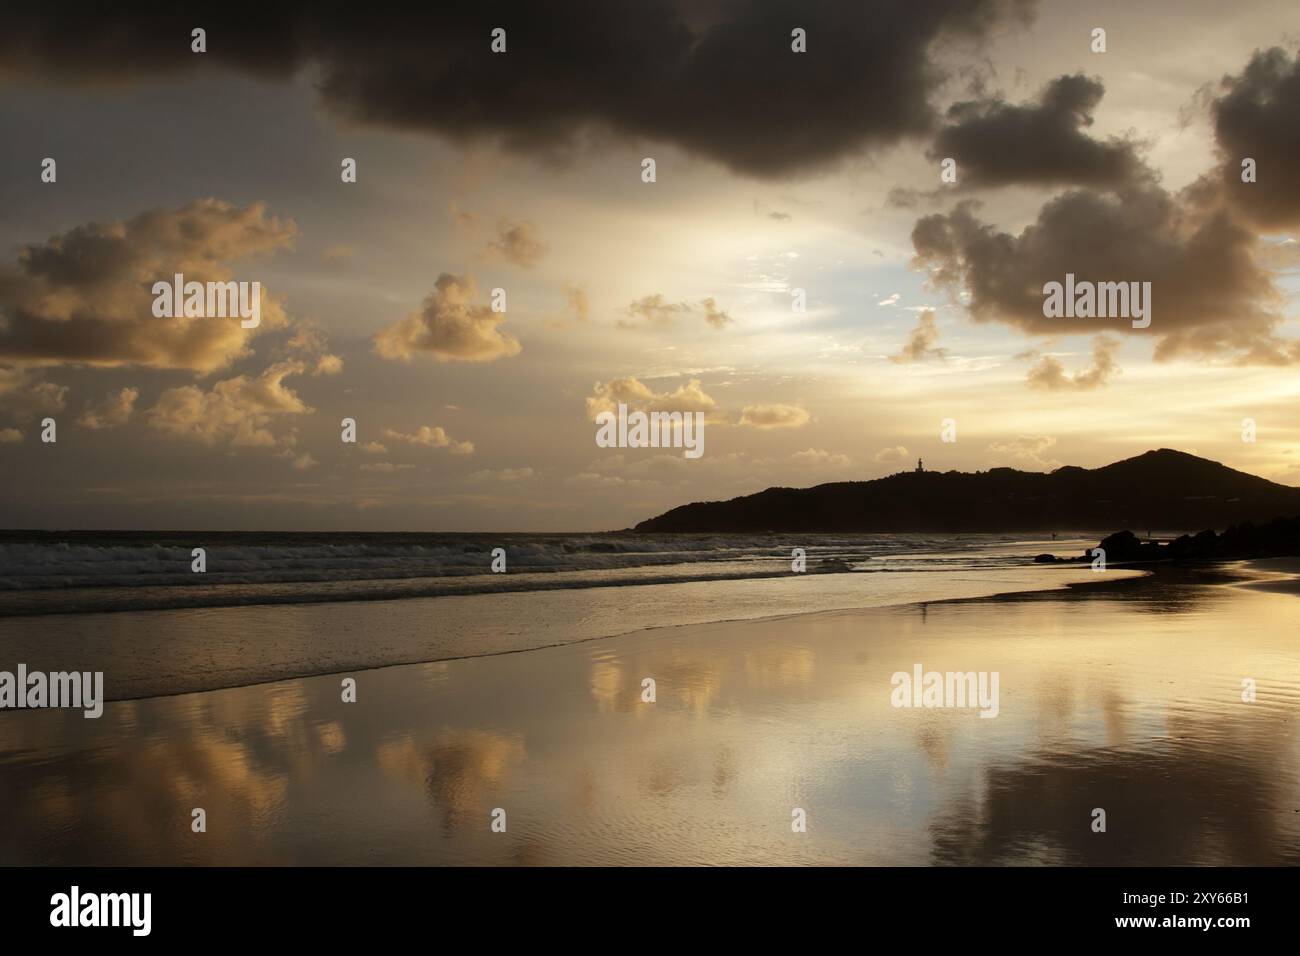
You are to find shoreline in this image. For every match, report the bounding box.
[2,558,1287,710]
[0,563,1144,704]
[115,555,1297,709]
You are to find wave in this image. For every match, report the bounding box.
[0,530,1093,616]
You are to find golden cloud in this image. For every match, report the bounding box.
[373,274,520,363]
[0,199,295,373]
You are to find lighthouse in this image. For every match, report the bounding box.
[916,458,924,473]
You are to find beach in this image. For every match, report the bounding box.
[2,556,1297,866]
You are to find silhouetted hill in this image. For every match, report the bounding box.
[633,449,1300,533]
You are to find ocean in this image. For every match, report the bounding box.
[0,531,1110,699]
[0,530,1096,616]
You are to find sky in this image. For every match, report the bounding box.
[0,0,1298,531]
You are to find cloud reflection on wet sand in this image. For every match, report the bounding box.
[2,568,1298,865]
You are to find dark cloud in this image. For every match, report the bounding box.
[911,187,1291,363]
[929,73,1146,188]
[0,0,1036,177]
[909,46,1300,368]
[1210,47,1300,228]
[0,9,301,83]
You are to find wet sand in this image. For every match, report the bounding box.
[1234,557,1300,595]
[2,562,1298,866]
[0,563,1131,700]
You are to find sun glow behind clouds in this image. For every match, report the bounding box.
[0,1,1298,529]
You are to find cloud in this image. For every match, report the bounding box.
[737,404,810,429]
[0,366,67,420]
[1025,335,1120,390]
[585,377,719,420]
[891,310,947,363]
[874,445,910,464]
[562,284,590,323]
[565,471,630,488]
[313,354,344,376]
[574,450,748,488]
[281,450,319,470]
[911,46,1300,366]
[0,200,295,373]
[700,297,733,330]
[0,2,1035,178]
[619,294,733,330]
[373,273,520,363]
[360,461,415,473]
[469,467,535,481]
[382,425,474,455]
[987,435,1061,470]
[285,322,344,375]
[911,189,1291,363]
[546,283,590,330]
[481,219,548,268]
[147,361,311,447]
[929,74,1145,188]
[77,387,139,429]
[790,448,851,468]
[620,294,694,330]
[1209,48,1300,228]
[886,187,924,209]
